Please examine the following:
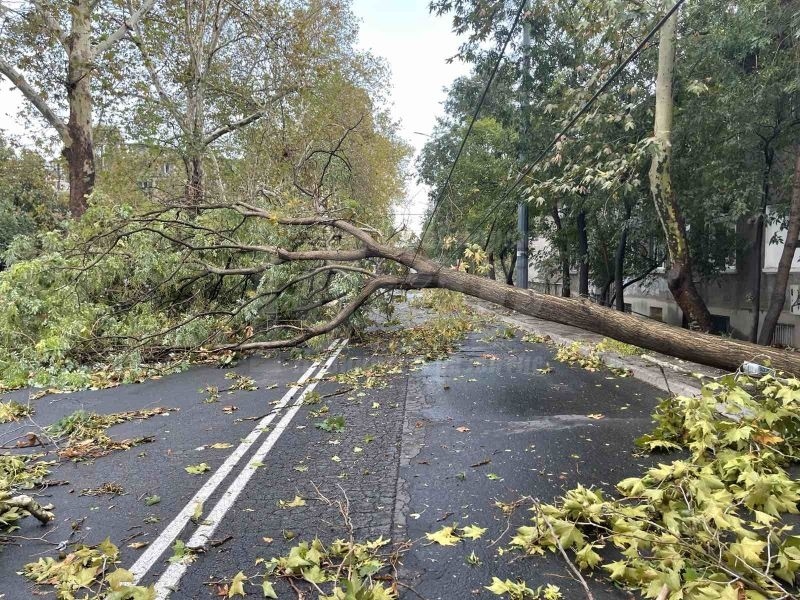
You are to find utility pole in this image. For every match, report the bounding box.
[516,0,531,289]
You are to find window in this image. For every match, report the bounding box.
[773,323,795,347]
[649,306,663,322]
[710,314,730,335]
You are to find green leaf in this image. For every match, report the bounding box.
[228,571,247,597]
[185,462,211,475]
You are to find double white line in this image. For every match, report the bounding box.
[129,339,348,597]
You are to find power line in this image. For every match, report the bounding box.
[411,0,528,263]
[458,0,688,250]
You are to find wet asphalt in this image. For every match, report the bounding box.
[0,318,668,599]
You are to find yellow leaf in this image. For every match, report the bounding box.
[228,571,247,597]
[425,526,460,546]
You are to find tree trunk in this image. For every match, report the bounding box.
[750,144,775,342]
[487,252,496,280]
[429,267,800,373]
[551,202,570,297]
[64,0,95,218]
[649,4,712,332]
[577,209,589,297]
[758,150,800,346]
[506,248,517,286]
[186,155,205,205]
[614,203,632,311]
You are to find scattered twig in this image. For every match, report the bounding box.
[534,499,595,600]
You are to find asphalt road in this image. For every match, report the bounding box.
[0,314,668,599]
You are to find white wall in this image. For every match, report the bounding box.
[763,206,800,272]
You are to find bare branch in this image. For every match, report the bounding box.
[232,274,427,350]
[93,0,157,56]
[203,110,266,146]
[0,57,68,142]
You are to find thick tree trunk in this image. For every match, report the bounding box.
[750,145,775,342]
[64,0,95,218]
[577,209,589,297]
[487,252,496,280]
[425,266,800,374]
[758,150,800,345]
[649,5,712,331]
[186,155,205,205]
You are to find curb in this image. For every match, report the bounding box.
[468,301,712,397]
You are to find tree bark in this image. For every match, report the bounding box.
[614,203,632,311]
[186,155,205,205]
[63,0,95,217]
[577,209,589,297]
[758,149,800,345]
[649,4,712,331]
[506,248,517,286]
[551,202,570,297]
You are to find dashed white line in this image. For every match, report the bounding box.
[129,339,343,585]
[150,339,348,598]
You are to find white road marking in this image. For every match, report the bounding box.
[151,340,348,598]
[129,339,342,584]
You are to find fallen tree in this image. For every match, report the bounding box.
[105,200,800,375]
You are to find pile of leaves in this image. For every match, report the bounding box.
[0,399,32,422]
[44,407,174,460]
[508,373,800,599]
[23,538,154,599]
[219,536,398,599]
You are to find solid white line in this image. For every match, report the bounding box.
[152,340,348,599]
[129,339,341,584]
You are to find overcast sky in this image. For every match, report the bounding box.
[0,0,469,232]
[352,0,469,232]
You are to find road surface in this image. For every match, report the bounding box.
[0,311,664,599]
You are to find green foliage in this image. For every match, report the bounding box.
[260,536,396,599]
[315,415,346,433]
[23,538,154,599]
[0,137,65,262]
[0,399,32,422]
[508,374,800,598]
[0,453,53,535]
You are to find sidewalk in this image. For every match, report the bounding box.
[468,298,727,397]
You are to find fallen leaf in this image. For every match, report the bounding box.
[128,541,148,549]
[228,571,247,597]
[455,426,470,433]
[185,462,211,475]
[461,524,487,540]
[222,405,238,414]
[587,413,605,420]
[426,526,460,546]
[210,442,234,449]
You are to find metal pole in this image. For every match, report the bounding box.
[516,0,531,289]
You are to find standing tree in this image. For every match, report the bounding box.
[128,0,366,205]
[648,2,712,331]
[0,0,156,216]
[759,150,800,345]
